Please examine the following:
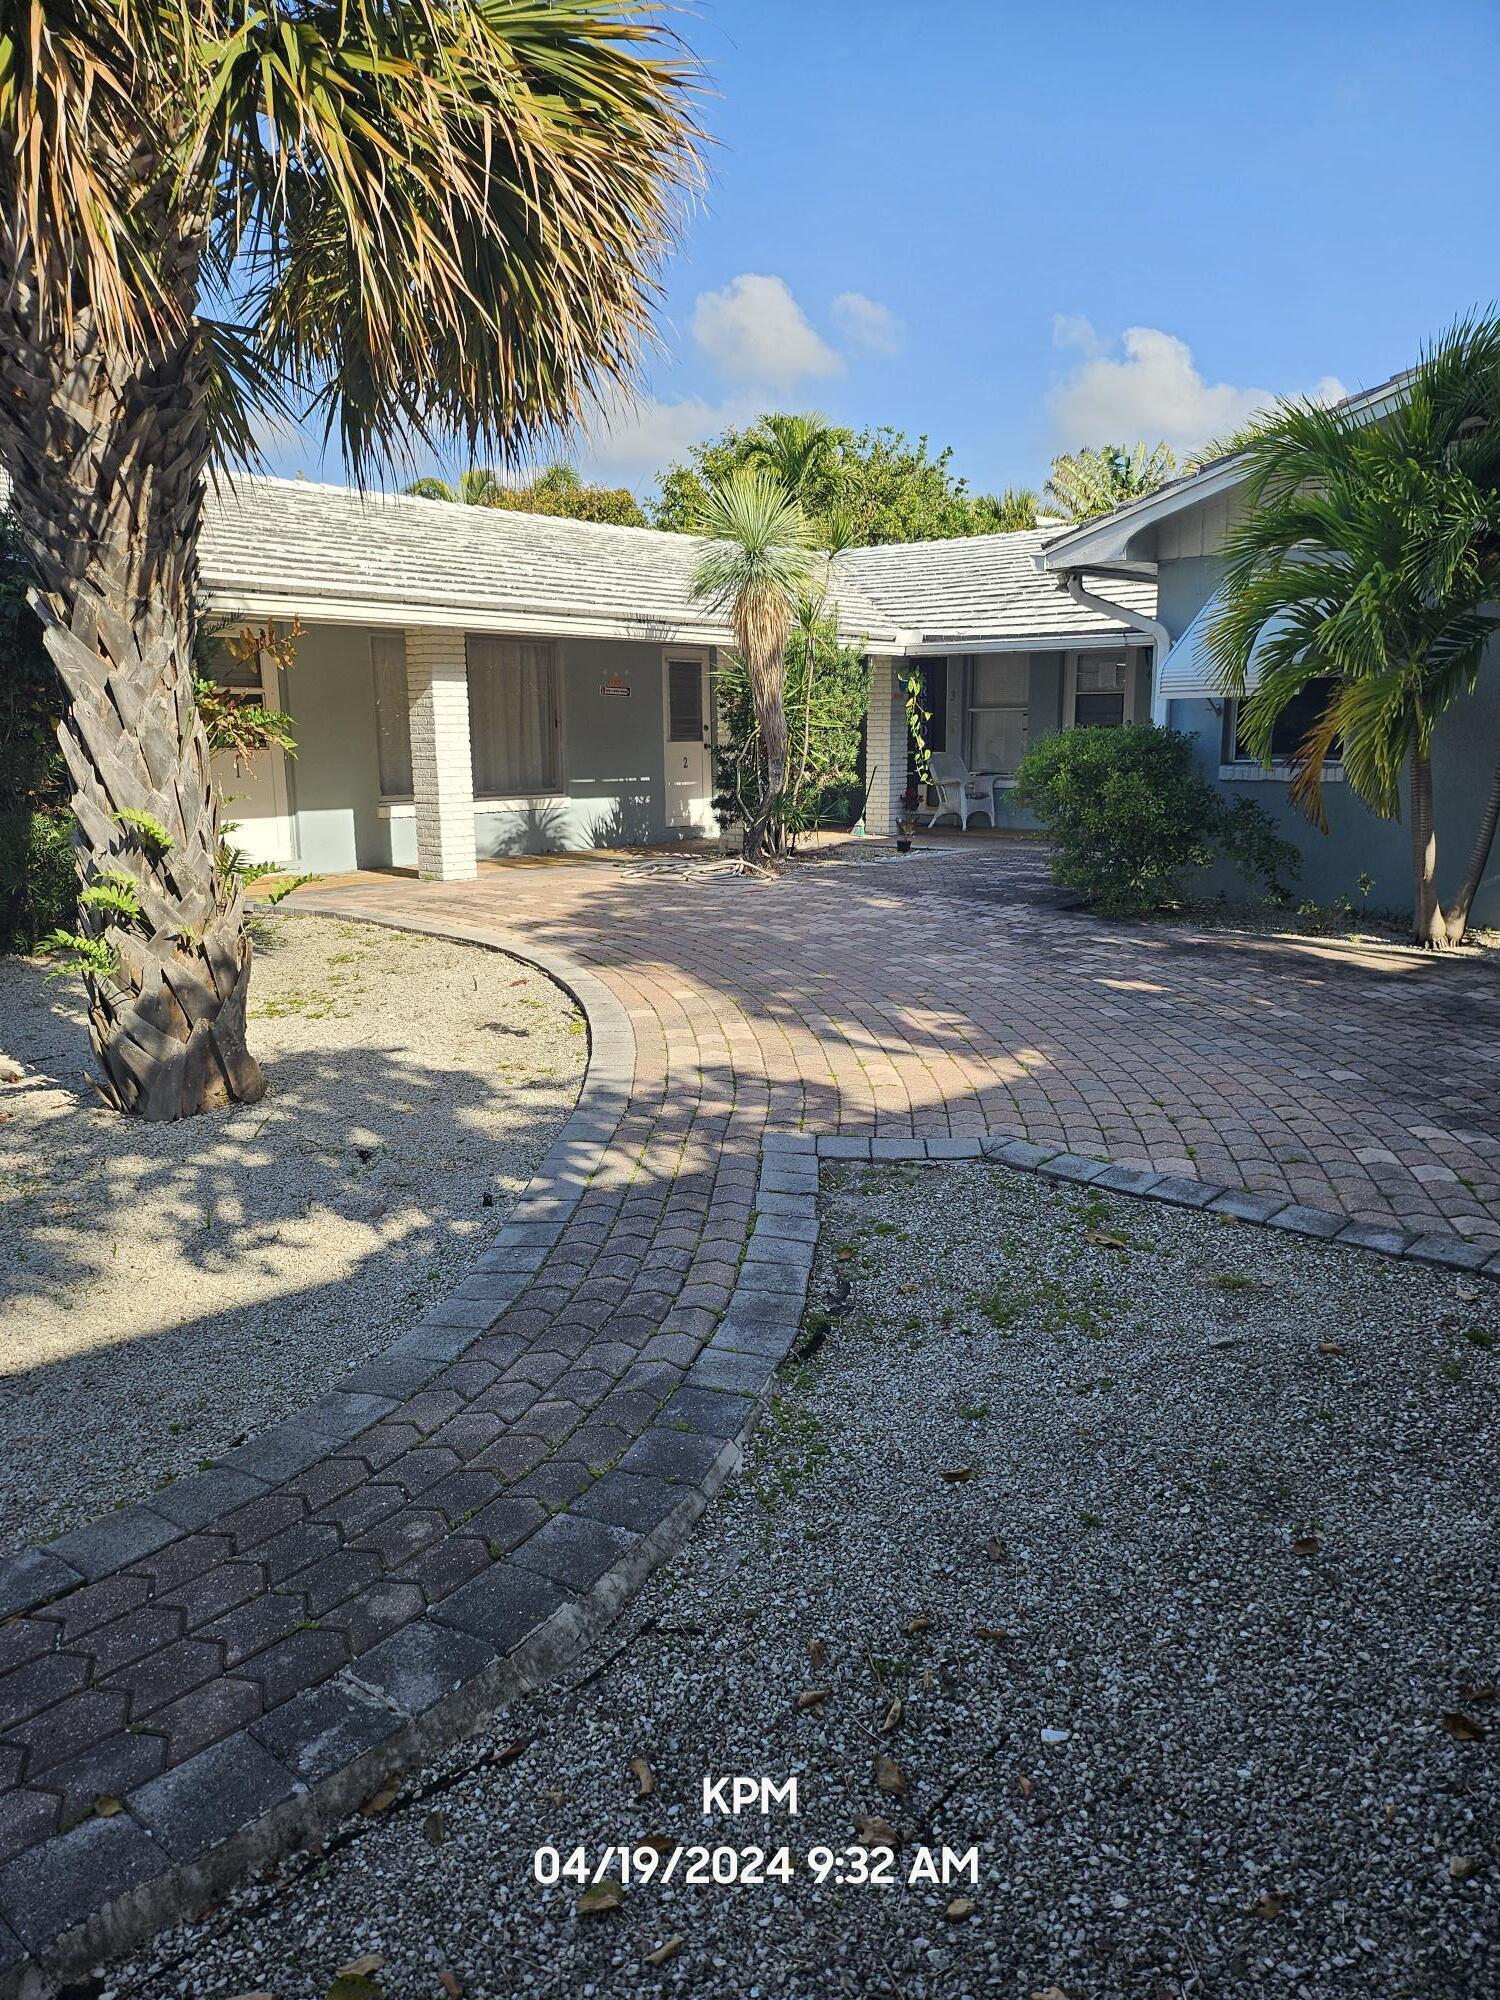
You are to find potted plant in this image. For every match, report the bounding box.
[896,813,916,855]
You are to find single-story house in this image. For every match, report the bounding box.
[1038,372,1500,925]
[192,477,1159,878]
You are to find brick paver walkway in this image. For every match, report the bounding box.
[4,842,1500,1986]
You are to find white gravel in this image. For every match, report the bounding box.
[0,912,583,1553]
[105,1161,1499,2000]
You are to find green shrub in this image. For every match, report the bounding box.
[0,809,77,952]
[1013,723,1298,917]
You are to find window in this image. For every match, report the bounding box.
[1225,676,1341,765]
[1072,654,1128,728]
[370,631,413,798]
[967,656,1028,776]
[466,635,561,795]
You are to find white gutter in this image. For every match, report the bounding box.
[1061,575,1173,723]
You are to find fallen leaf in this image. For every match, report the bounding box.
[897,1282,919,1295]
[577,1878,625,1917]
[985,1535,1009,1563]
[628,1755,656,1798]
[1449,1854,1483,1880]
[836,1247,855,1262]
[335,1958,386,1980]
[1029,1988,1070,2000]
[92,1794,124,1818]
[1249,1892,1286,1919]
[1017,1774,1035,1798]
[880,1695,904,1733]
[941,1467,976,1484]
[1291,1535,1320,1557]
[1456,1280,1480,1303]
[359,1774,401,1815]
[795,1688,831,1711]
[904,1614,933,1635]
[439,1974,464,1998]
[873,1754,910,1797]
[1317,1341,1344,1356]
[809,1637,828,1671]
[422,1810,448,1846]
[541,1786,566,1807]
[1083,1230,1127,1250]
[852,1814,902,1850]
[975,1625,1010,1643]
[1442,1711,1488,1742]
[945,1896,977,1921]
[638,1834,679,1855]
[1460,1681,1497,1705]
[644,1936,684,1967]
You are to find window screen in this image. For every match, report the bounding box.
[667,658,704,742]
[968,655,1029,775]
[467,636,561,796]
[370,631,413,798]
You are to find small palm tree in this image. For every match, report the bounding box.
[1209,318,1500,946]
[1045,442,1176,522]
[404,468,511,507]
[1,0,701,1116]
[992,487,1041,531]
[690,468,822,863]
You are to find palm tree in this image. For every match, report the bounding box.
[0,1,701,1117]
[744,413,847,507]
[690,468,822,864]
[991,487,1041,531]
[404,468,510,507]
[1045,442,1177,522]
[1208,318,1500,946]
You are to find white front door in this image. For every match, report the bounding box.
[662,650,714,831]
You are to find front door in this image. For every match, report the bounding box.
[662,651,713,831]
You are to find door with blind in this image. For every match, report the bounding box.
[662,651,712,831]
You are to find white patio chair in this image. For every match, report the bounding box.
[925,751,995,830]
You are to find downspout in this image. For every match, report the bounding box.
[1061,573,1172,724]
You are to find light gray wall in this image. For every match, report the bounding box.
[1156,549,1500,924]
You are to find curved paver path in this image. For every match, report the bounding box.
[4,842,1500,1990]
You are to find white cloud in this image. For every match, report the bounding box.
[831,291,905,359]
[574,388,761,490]
[1048,318,1347,457]
[690,274,843,388]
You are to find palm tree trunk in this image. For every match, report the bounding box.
[1443,755,1500,944]
[744,688,789,865]
[1,300,264,1117]
[1408,747,1450,948]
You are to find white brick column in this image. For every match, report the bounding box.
[865,655,907,836]
[404,627,477,881]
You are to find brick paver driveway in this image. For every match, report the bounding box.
[4,839,1500,1986]
[338,841,1500,1237]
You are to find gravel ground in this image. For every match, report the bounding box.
[107,1162,1499,2000]
[0,913,583,1552]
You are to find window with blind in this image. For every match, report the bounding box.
[370,631,414,798]
[1073,654,1128,728]
[967,655,1029,776]
[466,636,561,796]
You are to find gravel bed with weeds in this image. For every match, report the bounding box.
[0,912,583,1552]
[106,1160,1498,2000]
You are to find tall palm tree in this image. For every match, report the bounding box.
[1045,442,1176,522]
[690,467,821,863]
[0,0,700,1118]
[1209,319,1500,947]
[744,413,847,507]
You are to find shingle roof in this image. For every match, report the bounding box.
[834,528,1157,650]
[199,476,901,646]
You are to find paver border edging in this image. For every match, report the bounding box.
[0,912,823,1999]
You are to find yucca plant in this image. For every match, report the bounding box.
[1208,317,1500,946]
[0,0,701,1116]
[690,468,823,863]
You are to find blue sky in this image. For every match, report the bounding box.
[287,0,1500,502]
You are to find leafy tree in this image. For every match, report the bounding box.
[1208,318,1500,946]
[690,469,822,864]
[654,418,1026,546]
[1044,442,1177,522]
[0,515,71,951]
[1015,723,1297,917]
[0,0,700,1117]
[404,462,646,526]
